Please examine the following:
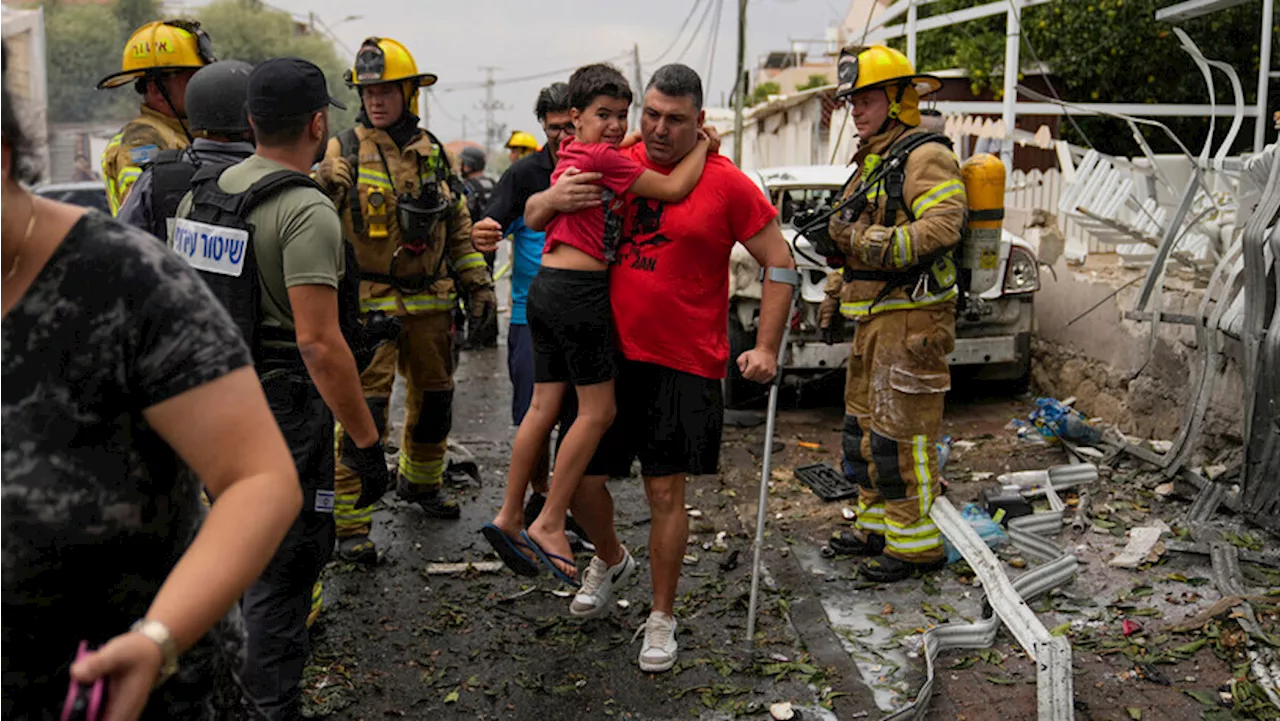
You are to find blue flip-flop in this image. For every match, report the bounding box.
[520,530,580,587]
[480,524,540,577]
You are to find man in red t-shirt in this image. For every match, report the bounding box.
[527,63,794,673]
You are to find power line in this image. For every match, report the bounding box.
[431,91,460,122]
[1003,0,1094,149]
[646,0,706,66]
[437,52,632,92]
[675,0,719,65]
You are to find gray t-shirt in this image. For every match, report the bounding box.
[2,211,251,718]
[176,154,344,343]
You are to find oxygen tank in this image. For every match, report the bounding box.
[960,153,1005,295]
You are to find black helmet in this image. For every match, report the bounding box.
[460,146,486,173]
[185,60,253,136]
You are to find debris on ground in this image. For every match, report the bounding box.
[943,503,1008,564]
[795,462,858,502]
[1109,521,1172,569]
[1009,396,1103,444]
[424,560,505,575]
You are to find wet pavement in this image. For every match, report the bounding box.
[302,336,1278,721]
[304,339,838,721]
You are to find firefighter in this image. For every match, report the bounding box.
[316,37,496,564]
[825,45,966,583]
[117,60,255,239]
[97,20,214,216]
[505,130,539,164]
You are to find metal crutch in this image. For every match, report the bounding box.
[745,266,801,644]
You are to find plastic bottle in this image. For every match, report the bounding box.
[943,502,1009,564]
[937,435,953,471]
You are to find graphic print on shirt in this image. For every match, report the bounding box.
[601,188,624,263]
[616,197,672,272]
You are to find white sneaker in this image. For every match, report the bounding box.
[569,547,635,619]
[634,611,678,673]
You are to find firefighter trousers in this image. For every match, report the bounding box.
[842,303,955,563]
[334,311,455,538]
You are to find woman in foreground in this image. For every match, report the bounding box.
[1,43,302,721]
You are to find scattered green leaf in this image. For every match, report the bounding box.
[1183,689,1219,706]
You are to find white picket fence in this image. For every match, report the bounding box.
[1005,168,1103,259]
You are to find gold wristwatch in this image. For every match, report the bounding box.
[130,618,179,685]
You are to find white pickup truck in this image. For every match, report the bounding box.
[726,165,1040,407]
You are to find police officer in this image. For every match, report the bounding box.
[315,37,496,564]
[458,146,498,349]
[825,45,966,583]
[172,57,391,719]
[97,20,214,216]
[118,60,254,239]
[459,147,495,231]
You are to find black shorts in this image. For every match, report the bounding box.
[586,359,724,479]
[527,267,617,386]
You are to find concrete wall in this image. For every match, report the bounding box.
[1030,253,1244,459]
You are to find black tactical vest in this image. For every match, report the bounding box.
[173,165,362,365]
[463,174,496,224]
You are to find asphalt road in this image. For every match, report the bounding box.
[304,339,842,721]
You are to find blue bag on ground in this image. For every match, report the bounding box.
[943,502,1009,564]
[1023,397,1102,444]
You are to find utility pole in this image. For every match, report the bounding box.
[631,43,643,130]
[732,0,747,167]
[1001,0,1021,171]
[906,0,918,66]
[477,66,507,159]
[461,114,469,142]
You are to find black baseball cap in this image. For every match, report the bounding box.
[248,57,346,119]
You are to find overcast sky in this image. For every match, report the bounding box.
[255,0,851,152]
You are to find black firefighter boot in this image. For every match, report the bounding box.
[858,553,946,583]
[827,529,885,557]
[337,535,378,565]
[398,475,461,519]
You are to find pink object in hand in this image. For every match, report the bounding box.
[61,641,106,721]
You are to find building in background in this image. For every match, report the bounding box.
[2,4,49,183]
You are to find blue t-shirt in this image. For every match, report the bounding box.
[482,146,555,326]
[508,218,545,325]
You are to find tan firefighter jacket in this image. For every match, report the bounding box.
[323,126,489,317]
[102,105,189,216]
[827,125,966,319]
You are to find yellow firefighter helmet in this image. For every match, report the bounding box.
[345,37,436,119]
[834,44,941,127]
[505,131,540,152]
[97,20,215,90]
[345,37,437,88]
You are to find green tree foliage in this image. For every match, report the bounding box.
[891,0,1278,155]
[44,2,136,124]
[748,81,781,107]
[41,0,357,128]
[796,73,832,92]
[114,0,161,40]
[197,0,358,128]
